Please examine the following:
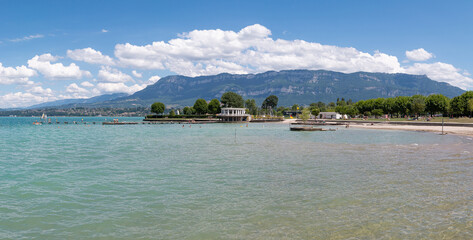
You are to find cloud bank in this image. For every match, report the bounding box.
[111,24,471,89]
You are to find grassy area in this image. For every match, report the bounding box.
[428,117,473,123]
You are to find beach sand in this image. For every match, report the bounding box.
[349,123,473,137]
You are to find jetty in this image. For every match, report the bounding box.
[102,119,139,125]
[290,123,337,131]
[102,122,139,125]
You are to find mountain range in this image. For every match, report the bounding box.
[27,93,129,109]
[22,70,466,109]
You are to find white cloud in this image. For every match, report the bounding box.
[27,86,53,96]
[80,81,94,87]
[405,48,434,61]
[113,24,472,89]
[102,29,109,33]
[147,75,160,84]
[67,47,115,65]
[98,66,133,83]
[66,83,89,94]
[10,34,44,42]
[95,82,146,94]
[114,24,403,76]
[0,86,56,108]
[404,62,473,90]
[27,53,92,80]
[132,70,142,78]
[0,62,37,85]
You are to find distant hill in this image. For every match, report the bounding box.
[28,93,129,109]
[105,70,464,107]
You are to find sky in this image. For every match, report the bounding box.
[1,0,472,108]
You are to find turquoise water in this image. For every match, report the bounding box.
[0,117,472,239]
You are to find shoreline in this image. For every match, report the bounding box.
[282,119,473,137]
[345,122,473,137]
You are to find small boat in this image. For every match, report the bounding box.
[41,113,47,120]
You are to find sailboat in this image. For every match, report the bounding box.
[41,113,47,120]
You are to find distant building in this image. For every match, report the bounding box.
[319,112,342,119]
[218,108,251,122]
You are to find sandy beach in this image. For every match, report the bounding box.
[284,118,473,137]
[349,122,473,137]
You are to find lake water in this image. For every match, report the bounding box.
[0,117,472,239]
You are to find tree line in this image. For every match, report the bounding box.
[150,91,473,118]
[150,92,281,117]
[332,91,473,118]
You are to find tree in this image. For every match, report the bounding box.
[459,91,473,116]
[394,96,410,117]
[245,99,258,115]
[169,110,176,117]
[291,104,299,111]
[183,106,195,115]
[345,105,359,117]
[425,94,449,116]
[449,96,462,116]
[335,105,348,115]
[372,109,384,118]
[383,98,396,117]
[262,95,278,110]
[310,107,320,117]
[300,108,311,123]
[336,98,346,106]
[193,99,208,115]
[221,91,244,108]
[311,101,327,112]
[151,102,165,115]
[468,99,473,118]
[208,99,221,114]
[410,95,426,117]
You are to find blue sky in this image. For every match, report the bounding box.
[1,0,472,108]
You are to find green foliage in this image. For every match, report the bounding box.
[300,108,311,123]
[468,99,473,116]
[383,98,395,116]
[169,110,176,117]
[345,105,359,117]
[151,102,165,115]
[459,91,473,116]
[183,106,195,115]
[193,99,208,114]
[310,102,327,112]
[262,95,278,109]
[425,94,448,115]
[310,107,320,117]
[410,95,426,116]
[221,92,244,108]
[336,98,346,106]
[291,104,299,111]
[335,105,347,114]
[372,109,384,117]
[245,99,258,115]
[207,99,221,114]
[394,96,410,116]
